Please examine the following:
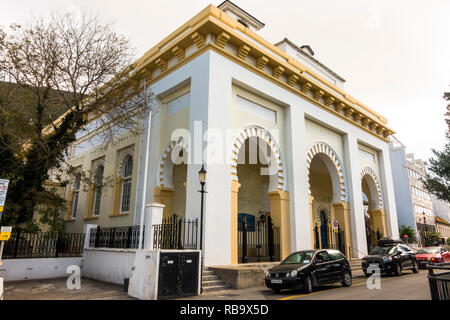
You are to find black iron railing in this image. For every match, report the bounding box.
[238,218,280,263]
[3,232,85,259]
[427,263,450,300]
[89,225,143,249]
[313,224,347,254]
[153,216,198,250]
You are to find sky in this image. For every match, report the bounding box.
[1,0,449,161]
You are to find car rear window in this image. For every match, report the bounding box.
[329,252,344,261]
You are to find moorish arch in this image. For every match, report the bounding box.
[155,137,189,219]
[360,166,387,249]
[157,136,189,188]
[230,126,287,191]
[306,142,347,203]
[229,125,291,264]
[360,166,383,210]
[117,147,135,177]
[306,142,352,257]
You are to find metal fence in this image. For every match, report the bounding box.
[2,231,85,259]
[89,225,143,249]
[427,263,450,300]
[238,218,280,263]
[153,215,198,250]
[313,224,347,254]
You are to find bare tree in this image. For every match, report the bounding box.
[0,10,151,229]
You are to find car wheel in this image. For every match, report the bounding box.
[341,271,352,287]
[272,288,281,294]
[304,276,313,293]
[394,262,402,276]
[412,260,419,273]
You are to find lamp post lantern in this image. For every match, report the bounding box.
[198,165,207,292]
[198,165,207,252]
[423,212,428,247]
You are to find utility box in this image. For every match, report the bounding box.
[158,251,200,299]
[128,249,201,300]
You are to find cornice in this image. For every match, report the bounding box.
[132,5,394,142]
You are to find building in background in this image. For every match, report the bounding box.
[390,136,436,246]
[432,195,450,242]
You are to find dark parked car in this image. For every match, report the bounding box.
[362,238,419,276]
[265,249,352,294]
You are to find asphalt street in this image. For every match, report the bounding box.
[184,268,434,300]
[277,270,431,300]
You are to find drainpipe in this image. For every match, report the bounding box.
[138,83,152,250]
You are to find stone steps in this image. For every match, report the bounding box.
[201,267,231,293]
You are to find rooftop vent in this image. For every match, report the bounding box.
[218,1,265,31]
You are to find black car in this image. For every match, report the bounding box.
[362,238,419,276]
[265,249,352,294]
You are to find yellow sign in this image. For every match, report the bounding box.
[0,226,12,241]
[0,206,3,212]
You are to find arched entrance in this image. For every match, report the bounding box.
[307,142,351,257]
[230,126,290,264]
[361,167,386,252]
[154,137,188,219]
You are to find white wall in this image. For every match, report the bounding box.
[0,257,82,282]
[81,248,136,285]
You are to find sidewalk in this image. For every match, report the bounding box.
[178,270,367,300]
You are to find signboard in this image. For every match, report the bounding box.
[0,226,12,241]
[0,179,9,216]
[238,213,256,232]
[0,179,9,221]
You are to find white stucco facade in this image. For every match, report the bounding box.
[64,2,399,266]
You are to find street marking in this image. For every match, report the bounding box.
[278,273,420,300]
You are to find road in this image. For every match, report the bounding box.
[184,268,434,300]
[277,270,431,300]
[3,268,434,300]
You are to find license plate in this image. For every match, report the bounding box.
[271,279,282,284]
[368,263,378,269]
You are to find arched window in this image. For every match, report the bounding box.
[120,155,133,213]
[71,172,81,219]
[93,164,104,217]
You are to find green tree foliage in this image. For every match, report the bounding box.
[423,89,450,203]
[399,224,416,243]
[0,10,150,230]
[424,231,442,246]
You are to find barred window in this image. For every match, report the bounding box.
[93,164,104,217]
[120,155,133,213]
[71,172,81,219]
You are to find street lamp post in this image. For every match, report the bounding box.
[423,212,428,247]
[198,165,207,293]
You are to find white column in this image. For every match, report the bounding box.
[343,134,368,257]
[285,107,311,251]
[202,51,233,266]
[0,276,3,300]
[144,203,165,249]
[184,52,211,223]
[379,145,400,238]
[82,224,98,249]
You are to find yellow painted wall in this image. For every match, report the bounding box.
[64,130,141,233]
[231,85,286,158]
[358,143,381,178]
[237,163,270,217]
[171,164,187,219]
[159,86,190,156]
[305,119,344,161]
